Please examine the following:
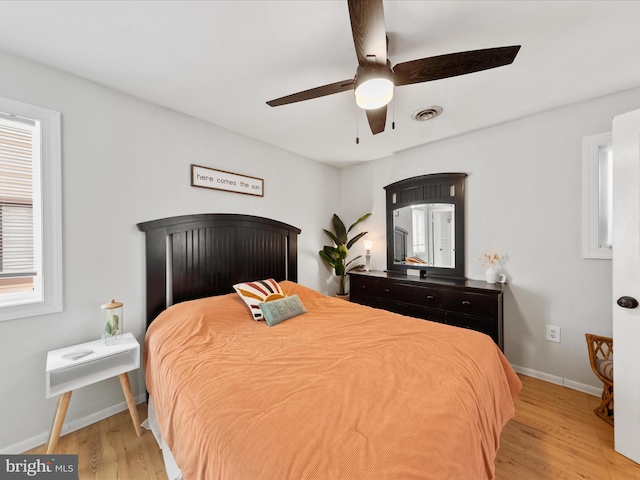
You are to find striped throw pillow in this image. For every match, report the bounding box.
[233,278,286,321]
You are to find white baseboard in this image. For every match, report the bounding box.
[511,364,602,397]
[2,394,146,455]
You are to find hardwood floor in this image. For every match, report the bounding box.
[26,374,640,479]
[495,375,640,480]
[26,403,168,480]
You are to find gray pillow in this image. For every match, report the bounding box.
[259,294,307,326]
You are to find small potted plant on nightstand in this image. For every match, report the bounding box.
[319,213,371,299]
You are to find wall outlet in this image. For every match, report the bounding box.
[546,325,561,343]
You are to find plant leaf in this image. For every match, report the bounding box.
[345,255,362,268]
[323,228,340,246]
[323,245,339,258]
[332,214,348,245]
[319,250,336,268]
[346,231,368,249]
[321,247,339,260]
[347,213,371,233]
[346,263,365,273]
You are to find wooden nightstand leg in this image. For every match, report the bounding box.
[46,391,72,454]
[119,372,142,437]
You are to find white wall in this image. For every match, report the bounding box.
[340,86,640,392]
[0,49,339,452]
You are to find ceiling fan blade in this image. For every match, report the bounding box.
[393,45,521,87]
[366,105,387,135]
[267,79,355,107]
[348,0,387,66]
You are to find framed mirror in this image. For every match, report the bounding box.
[385,173,466,279]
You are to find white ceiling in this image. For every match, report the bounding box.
[1,1,639,167]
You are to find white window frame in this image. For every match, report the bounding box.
[411,208,426,254]
[582,131,612,259]
[0,96,62,321]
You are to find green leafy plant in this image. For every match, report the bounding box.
[319,213,371,295]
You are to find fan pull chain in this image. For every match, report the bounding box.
[392,99,395,130]
[355,103,360,144]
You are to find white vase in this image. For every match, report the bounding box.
[485,266,497,284]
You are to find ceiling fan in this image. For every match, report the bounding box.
[266,0,520,135]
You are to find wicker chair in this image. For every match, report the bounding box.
[585,333,613,425]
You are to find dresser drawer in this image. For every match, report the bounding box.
[391,283,443,309]
[442,290,496,317]
[446,313,496,339]
[376,298,446,323]
[352,276,443,309]
[351,275,382,295]
[352,275,401,297]
[352,292,446,324]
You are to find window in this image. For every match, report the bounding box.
[0,115,37,295]
[412,208,425,253]
[0,97,62,321]
[582,131,612,259]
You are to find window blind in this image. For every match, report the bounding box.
[0,115,35,279]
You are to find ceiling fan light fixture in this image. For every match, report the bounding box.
[265,1,521,137]
[354,65,394,110]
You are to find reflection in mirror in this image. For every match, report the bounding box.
[393,204,455,268]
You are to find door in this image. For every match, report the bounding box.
[429,205,454,268]
[612,108,640,463]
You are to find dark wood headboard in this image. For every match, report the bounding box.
[137,214,301,328]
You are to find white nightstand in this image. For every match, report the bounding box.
[45,332,142,453]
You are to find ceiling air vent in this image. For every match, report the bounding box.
[411,106,443,121]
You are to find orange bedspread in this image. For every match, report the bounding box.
[144,281,521,480]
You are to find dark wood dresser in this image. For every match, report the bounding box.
[349,271,505,350]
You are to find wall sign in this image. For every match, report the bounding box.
[191,164,264,197]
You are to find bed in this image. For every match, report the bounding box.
[138,214,521,480]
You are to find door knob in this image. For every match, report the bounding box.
[617,296,639,309]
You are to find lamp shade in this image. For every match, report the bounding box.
[354,64,394,110]
[355,78,394,109]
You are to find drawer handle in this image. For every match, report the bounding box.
[384,288,390,293]
[361,285,367,289]
[426,295,435,300]
[461,300,472,306]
